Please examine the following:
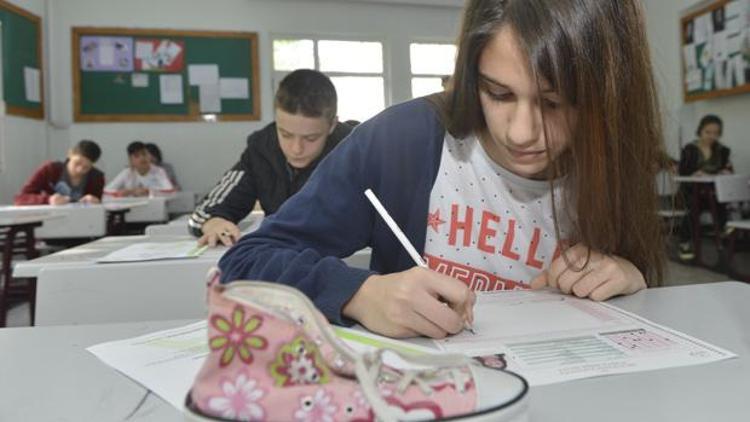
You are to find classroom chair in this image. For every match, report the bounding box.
[656,171,686,260]
[0,222,42,327]
[717,175,750,282]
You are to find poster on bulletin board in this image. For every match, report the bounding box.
[681,0,750,102]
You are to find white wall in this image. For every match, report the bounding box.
[41,0,461,197]
[0,0,47,203]
[643,0,750,174]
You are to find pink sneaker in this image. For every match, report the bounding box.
[186,280,528,421]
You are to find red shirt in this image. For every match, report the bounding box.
[14,161,105,205]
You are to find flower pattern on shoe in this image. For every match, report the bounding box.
[294,389,338,422]
[206,370,266,421]
[271,336,330,386]
[344,389,375,422]
[209,306,268,367]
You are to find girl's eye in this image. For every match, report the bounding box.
[543,98,561,109]
[486,90,514,102]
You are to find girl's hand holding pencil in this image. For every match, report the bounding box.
[340,189,476,339]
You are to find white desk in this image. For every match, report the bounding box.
[104,197,169,223]
[0,204,106,239]
[165,191,196,215]
[12,235,195,278]
[672,175,719,183]
[146,211,264,236]
[0,282,748,421]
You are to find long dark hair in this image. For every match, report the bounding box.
[432,0,665,285]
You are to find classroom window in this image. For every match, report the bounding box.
[410,43,457,98]
[273,39,315,71]
[272,38,386,123]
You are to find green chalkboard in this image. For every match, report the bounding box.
[0,1,43,119]
[73,27,260,122]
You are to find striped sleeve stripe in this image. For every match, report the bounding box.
[210,171,244,208]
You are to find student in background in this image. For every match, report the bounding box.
[189,69,352,246]
[15,140,104,205]
[104,141,175,197]
[677,114,733,260]
[218,0,666,339]
[145,143,180,190]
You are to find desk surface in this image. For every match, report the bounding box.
[0,281,747,421]
[672,175,719,183]
[0,214,56,226]
[13,234,227,278]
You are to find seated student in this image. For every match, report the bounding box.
[145,143,180,190]
[677,114,733,260]
[217,0,665,339]
[14,140,104,205]
[104,141,175,197]
[188,69,352,246]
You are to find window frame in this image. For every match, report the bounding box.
[408,39,457,98]
[270,33,392,119]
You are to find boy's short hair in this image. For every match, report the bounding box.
[145,143,163,163]
[127,141,148,156]
[71,139,101,162]
[274,69,337,121]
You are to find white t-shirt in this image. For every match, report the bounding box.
[104,165,175,195]
[424,134,571,291]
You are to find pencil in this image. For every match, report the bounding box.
[364,188,475,334]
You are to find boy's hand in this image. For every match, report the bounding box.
[49,193,71,205]
[198,217,241,247]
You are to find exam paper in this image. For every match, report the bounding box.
[97,240,207,263]
[433,290,737,385]
[87,322,435,410]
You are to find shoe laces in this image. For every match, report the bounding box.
[353,349,472,422]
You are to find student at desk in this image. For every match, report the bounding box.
[218,0,666,339]
[104,141,175,197]
[145,143,180,190]
[677,114,733,261]
[188,69,353,246]
[14,140,104,205]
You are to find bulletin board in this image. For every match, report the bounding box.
[72,27,260,122]
[681,0,750,102]
[0,0,44,119]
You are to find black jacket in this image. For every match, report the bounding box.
[678,141,732,176]
[189,122,352,236]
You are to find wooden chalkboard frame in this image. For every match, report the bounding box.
[681,0,750,102]
[72,27,260,122]
[0,0,44,119]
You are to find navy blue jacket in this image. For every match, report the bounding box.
[219,98,446,324]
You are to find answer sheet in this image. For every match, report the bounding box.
[433,289,736,385]
[96,240,207,263]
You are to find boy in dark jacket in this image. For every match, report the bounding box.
[189,69,352,246]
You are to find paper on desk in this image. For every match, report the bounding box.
[87,322,435,410]
[97,240,207,263]
[433,289,737,386]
